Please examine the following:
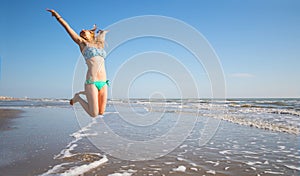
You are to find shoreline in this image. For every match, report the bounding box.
[0,109,24,131]
[0,100,299,175]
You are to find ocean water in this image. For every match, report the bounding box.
[0,98,299,175]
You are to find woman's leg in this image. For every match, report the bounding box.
[98,85,107,115]
[73,84,99,117]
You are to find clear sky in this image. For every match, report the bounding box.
[0,0,299,98]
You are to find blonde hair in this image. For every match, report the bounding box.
[88,25,107,49]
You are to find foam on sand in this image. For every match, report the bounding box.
[107,173,132,176]
[61,155,108,176]
[264,170,284,175]
[245,161,262,166]
[40,155,108,176]
[40,118,108,176]
[284,164,300,171]
[40,163,70,176]
[107,169,137,176]
[172,165,186,172]
[54,118,98,159]
[206,170,216,174]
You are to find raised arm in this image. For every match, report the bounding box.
[47,9,84,45]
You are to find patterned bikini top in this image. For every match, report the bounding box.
[83,46,106,60]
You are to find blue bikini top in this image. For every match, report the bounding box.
[83,46,106,60]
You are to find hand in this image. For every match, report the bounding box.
[46,8,59,18]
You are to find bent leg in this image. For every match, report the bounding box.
[98,85,107,115]
[76,84,99,117]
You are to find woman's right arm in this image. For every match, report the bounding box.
[47,9,84,45]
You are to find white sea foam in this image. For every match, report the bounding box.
[190,167,198,171]
[41,155,108,176]
[108,169,137,176]
[172,165,186,172]
[242,151,258,155]
[264,170,284,174]
[284,164,300,171]
[107,173,132,176]
[287,154,300,159]
[220,114,299,134]
[189,162,198,167]
[205,160,220,167]
[39,163,70,176]
[219,150,232,155]
[164,162,175,165]
[244,155,259,159]
[54,130,97,159]
[135,98,300,134]
[246,161,262,166]
[152,168,162,171]
[41,117,106,176]
[179,144,188,149]
[60,155,108,176]
[54,118,98,159]
[176,157,185,161]
[71,132,98,139]
[57,144,78,158]
[206,170,216,174]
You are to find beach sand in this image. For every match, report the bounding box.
[0,109,23,131]
[0,105,299,176]
[0,108,80,175]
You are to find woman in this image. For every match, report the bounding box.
[47,9,109,117]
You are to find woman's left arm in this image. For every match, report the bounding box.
[47,9,84,45]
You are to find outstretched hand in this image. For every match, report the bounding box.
[46,8,59,18]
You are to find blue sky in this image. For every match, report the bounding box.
[0,0,299,98]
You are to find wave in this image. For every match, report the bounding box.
[217,114,299,135]
[112,99,300,135]
[136,101,300,135]
[269,110,300,117]
[199,109,299,135]
[2,98,300,135]
[204,107,299,135]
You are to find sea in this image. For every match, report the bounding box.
[0,98,299,175]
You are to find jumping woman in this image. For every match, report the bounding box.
[47,9,109,117]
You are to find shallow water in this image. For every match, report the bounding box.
[0,98,299,175]
[0,108,79,175]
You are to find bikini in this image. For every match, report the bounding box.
[83,46,107,60]
[83,46,109,90]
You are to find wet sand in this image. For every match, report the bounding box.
[0,108,80,175]
[71,118,300,176]
[0,109,23,130]
[0,107,299,176]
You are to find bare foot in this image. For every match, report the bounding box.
[70,93,80,105]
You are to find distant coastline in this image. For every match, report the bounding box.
[1,95,300,101]
[0,96,69,101]
[0,96,18,100]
